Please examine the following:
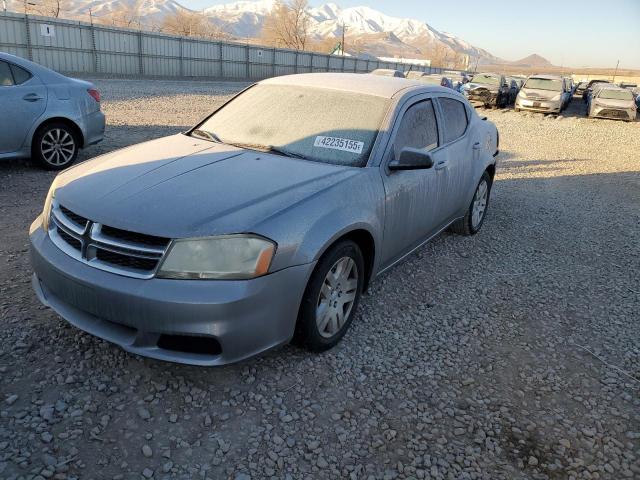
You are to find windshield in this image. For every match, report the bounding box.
[472,74,500,86]
[523,78,563,91]
[598,89,633,100]
[194,84,390,167]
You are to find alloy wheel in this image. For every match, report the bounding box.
[316,257,358,338]
[41,128,75,166]
[471,179,488,229]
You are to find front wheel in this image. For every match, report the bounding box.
[450,171,492,236]
[293,240,364,352]
[33,122,79,170]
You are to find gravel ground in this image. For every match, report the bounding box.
[1,78,639,480]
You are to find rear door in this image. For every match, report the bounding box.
[0,60,47,154]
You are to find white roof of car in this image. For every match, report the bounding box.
[261,73,451,98]
[528,74,564,80]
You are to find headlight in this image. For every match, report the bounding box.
[41,177,59,231]
[157,235,276,280]
[551,94,561,101]
[518,91,528,99]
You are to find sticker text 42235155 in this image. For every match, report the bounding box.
[313,136,364,154]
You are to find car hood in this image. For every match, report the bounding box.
[466,82,499,93]
[55,134,359,238]
[593,98,635,108]
[520,88,561,100]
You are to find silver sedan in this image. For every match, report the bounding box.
[0,52,105,169]
[29,73,499,365]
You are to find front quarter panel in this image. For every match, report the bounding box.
[255,168,385,274]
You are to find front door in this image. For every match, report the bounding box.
[380,98,449,268]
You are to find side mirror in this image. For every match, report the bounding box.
[389,147,434,171]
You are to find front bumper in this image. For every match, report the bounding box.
[515,98,561,113]
[30,219,315,366]
[589,105,636,121]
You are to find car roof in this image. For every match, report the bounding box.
[528,74,564,80]
[260,73,453,99]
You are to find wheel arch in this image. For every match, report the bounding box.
[316,228,376,292]
[32,117,85,153]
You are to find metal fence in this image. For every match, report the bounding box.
[0,11,443,80]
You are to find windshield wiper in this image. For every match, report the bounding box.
[266,145,307,160]
[190,129,223,143]
[188,133,308,160]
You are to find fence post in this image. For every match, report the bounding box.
[326,54,330,72]
[365,59,370,72]
[89,22,98,73]
[309,52,314,72]
[24,14,33,61]
[294,50,298,74]
[137,31,144,75]
[341,54,345,73]
[218,42,223,78]
[179,37,184,77]
[245,44,250,79]
[271,47,276,78]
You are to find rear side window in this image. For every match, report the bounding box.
[439,98,468,143]
[10,64,31,85]
[0,61,14,86]
[393,100,438,159]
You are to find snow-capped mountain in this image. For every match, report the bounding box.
[6,0,500,62]
[203,0,497,61]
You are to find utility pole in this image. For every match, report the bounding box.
[341,22,346,56]
[612,59,619,83]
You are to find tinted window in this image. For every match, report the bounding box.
[0,61,14,86]
[10,64,31,85]
[393,100,438,159]
[440,98,468,143]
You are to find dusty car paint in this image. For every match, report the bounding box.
[30,73,498,365]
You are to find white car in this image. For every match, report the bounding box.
[514,75,568,114]
[587,85,637,121]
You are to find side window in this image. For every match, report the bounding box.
[0,61,14,86]
[10,64,31,85]
[393,99,438,159]
[439,98,468,143]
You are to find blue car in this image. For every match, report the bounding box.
[0,52,105,170]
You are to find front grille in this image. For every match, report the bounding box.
[59,205,88,230]
[95,249,159,271]
[100,225,169,248]
[58,228,82,250]
[49,201,170,279]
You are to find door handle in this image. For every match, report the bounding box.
[434,160,448,170]
[473,142,481,150]
[23,93,43,102]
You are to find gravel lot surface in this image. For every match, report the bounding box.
[1,78,639,480]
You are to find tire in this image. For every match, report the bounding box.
[33,122,79,170]
[450,171,492,236]
[514,107,520,112]
[293,240,365,352]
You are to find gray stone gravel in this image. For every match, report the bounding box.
[0,78,639,480]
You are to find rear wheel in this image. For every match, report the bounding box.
[33,122,79,170]
[293,240,364,352]
[450,171,492,236]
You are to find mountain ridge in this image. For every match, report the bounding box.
[5,0,552,67]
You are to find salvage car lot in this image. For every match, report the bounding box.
[1,78,639,479]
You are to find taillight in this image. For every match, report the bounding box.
[87,88,100,102]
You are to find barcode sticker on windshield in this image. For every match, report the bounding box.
[314,136,364,154]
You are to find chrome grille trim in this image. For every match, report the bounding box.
[48,200,170,279]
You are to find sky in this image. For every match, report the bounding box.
[180,0,640,69]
